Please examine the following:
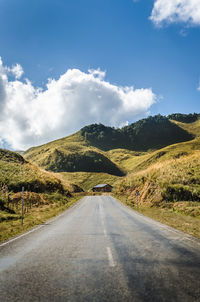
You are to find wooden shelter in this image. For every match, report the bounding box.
[92,184,113,192]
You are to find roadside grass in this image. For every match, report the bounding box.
[114,194,200,238]
[137,206,200,239]
[0,194,82,243]
[115,150,200,204]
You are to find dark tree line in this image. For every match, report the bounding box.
[81,114,195,151]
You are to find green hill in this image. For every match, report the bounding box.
[24,114,194,178]
[24,132,124,176]
[0,148,65,193]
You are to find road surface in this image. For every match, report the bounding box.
[0,195,200,302]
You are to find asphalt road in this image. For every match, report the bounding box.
[0,195,200,302]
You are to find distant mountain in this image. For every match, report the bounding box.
[24,114,197,176]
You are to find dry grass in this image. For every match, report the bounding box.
[138,207,200,238]
[115,150,200,203]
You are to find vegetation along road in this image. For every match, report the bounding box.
[0,195,200,302]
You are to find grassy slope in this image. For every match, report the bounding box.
[24,132,124,176]
[24,115,195,177]
[109,119,200,173]
[0,148,84,242]
[55,171,119,191]
[114,119,200,203]
[0,148,64,193]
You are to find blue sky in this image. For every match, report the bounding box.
[0,0,200,149]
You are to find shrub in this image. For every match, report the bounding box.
[162,184,200,202]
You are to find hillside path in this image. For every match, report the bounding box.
[0,195,200,302]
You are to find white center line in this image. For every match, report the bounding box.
[103,227,107,237]
[107,246,115,267]
[99,201,116,267]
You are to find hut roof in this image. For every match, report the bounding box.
[93,184,112,188]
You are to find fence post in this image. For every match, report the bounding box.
[21,187,24,226]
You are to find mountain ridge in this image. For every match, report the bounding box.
[24,114,197,176]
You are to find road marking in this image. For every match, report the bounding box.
[107,246,115,267]
[103,227,107,237]
[99,202,108,237]
[0,198,85,248]
[0,225,44,248]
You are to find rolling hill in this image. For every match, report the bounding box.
[0,148,64,193]
[113,116,200,209]
[24,114,195,178]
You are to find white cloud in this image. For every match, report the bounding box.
[0,57,157,150]
[150,0,200,26]
[10,63,24,79]
[3,60,24,79]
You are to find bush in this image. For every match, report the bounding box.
[162,184,200,202]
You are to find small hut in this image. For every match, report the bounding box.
[92,184,113,192]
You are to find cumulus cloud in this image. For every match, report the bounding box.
[0,57,156,150]
[10,64,24,79]
[150,0,200,26]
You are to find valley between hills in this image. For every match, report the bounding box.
[1,113,200,241]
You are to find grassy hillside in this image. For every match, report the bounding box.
[0,148,64,193]
[24,132,124,176]
[113,117,200,199]
[115,150,200,203]
[107,118,200,174]
[24,114,195,178]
